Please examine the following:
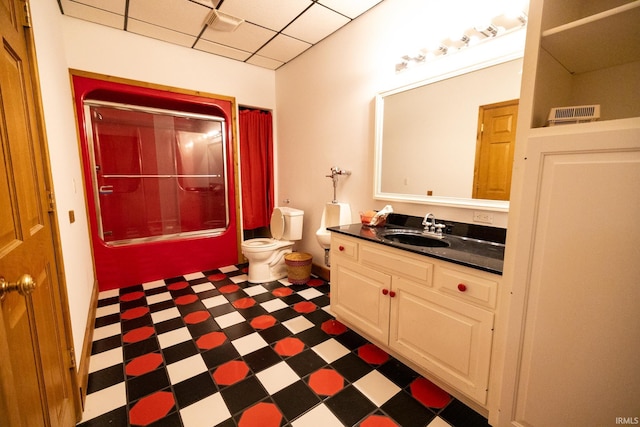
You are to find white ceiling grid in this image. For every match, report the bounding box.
[57,0,384,70]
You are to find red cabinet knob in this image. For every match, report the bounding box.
[457,283,467,292]
[389,291,396,298]
[382,289,389,295]
[339,245,345,251]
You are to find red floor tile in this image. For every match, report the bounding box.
[167,281,189,291]
[238,402,282,427]
[208,273,227,281]
[410,377,451,409]
[308,278,325,287]
[125,353,163,377]
[358,343,389,365]
[123,326,155,343]
[272,287,293,297]
[121,306,149,320]
[120,291,145,302]
[219,284,240,294]
[360,414,400,427]
[175,294,199,305]
[274,337,304,357]
[321,319,347,335]
[196,331,227,350]
[213,360,249,386]
[293,301,316,313]
[250,314,277,330]
[308,368,344,396]
[184,310,211,324]
[129,391,174,426]
[232,297,256,309]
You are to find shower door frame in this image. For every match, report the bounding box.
[71,71,241,290]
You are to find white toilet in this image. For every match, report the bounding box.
[242,207,304,283]
[316,202,352,254]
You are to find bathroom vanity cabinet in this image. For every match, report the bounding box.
[330,234,500,409]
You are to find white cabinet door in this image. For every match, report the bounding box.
[331,258,391,345]
[390,277,494,404]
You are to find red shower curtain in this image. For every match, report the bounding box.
[239,109,274,230]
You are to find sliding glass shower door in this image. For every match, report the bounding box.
[85,101,229,245]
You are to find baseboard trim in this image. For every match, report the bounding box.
[312,262,330,282]
[77,279,100,410]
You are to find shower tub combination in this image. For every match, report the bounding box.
[73,75,239,290]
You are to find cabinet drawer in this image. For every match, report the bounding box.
[435,266,498,309]
[331,236,358,262]
[361,243,433,285]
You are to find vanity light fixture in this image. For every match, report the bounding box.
[395,10,528,73]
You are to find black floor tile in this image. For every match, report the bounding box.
[272,380,322,422]
[325,385,377,426]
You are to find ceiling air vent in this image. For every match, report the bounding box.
[205,10,244,32]
[548,105,600,126]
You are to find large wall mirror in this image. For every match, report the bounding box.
[374,54,524,212]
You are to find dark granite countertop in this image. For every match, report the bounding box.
[328,214,505,275]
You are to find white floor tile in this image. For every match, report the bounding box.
[291,403,343,427]
[256,361,299,395]
[146,292,172,305]
[231,332,268,356]
[80,382,126,422]
[99,289,120,300]
[180,393,231,427]
[89,347,123,373]
[166,354,208,384]
[297,288,323,300]
[218,265,239,273]
[283,316,314,334]
[312,339,350,363]
[353,370,401,407]
[215,311,245,328]
[92,322,121,341]
[427,417,452,427]
[142,279,166,290]
[183,272,205,281]
[157,327,191,349]
[230,274,249,283]
[202,294,228,309]
[244,284,268,296]
[151,306,181,324]
[192,282,215,293]
[261,299,288,313]
[95,303,119,318]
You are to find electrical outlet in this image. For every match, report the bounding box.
[473,211,494,224]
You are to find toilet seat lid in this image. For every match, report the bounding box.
[270,208,285,240]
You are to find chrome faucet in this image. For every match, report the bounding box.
[422,212,445,238]
[422,212,436,231]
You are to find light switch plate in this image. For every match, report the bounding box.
[473,211,494,224]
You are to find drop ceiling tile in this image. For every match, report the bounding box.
[66,0,126,15]
[128,0,211,37]
[318,0,383,19]
[246,55,283,70]
[127,19,196,48]
[218,0,311,31]
[256,34,311,63]
[202,22,276,52]
[60,0,125,29]
[194,39,252,62]
[282,3,350,44]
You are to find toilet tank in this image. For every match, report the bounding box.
[273,207,304,241]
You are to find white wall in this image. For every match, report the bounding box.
[276,0,525,265]
[30,1,276,361]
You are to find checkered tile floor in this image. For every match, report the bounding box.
[78,264,490,427]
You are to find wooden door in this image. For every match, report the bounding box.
[0,0,78,426]
[472,100,518,201]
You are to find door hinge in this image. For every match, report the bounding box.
[480,122,484,133]
[22,0,32,28]
[47,190,55,212]
[69,348,77,369]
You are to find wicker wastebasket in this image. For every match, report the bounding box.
[284,252,313,284]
